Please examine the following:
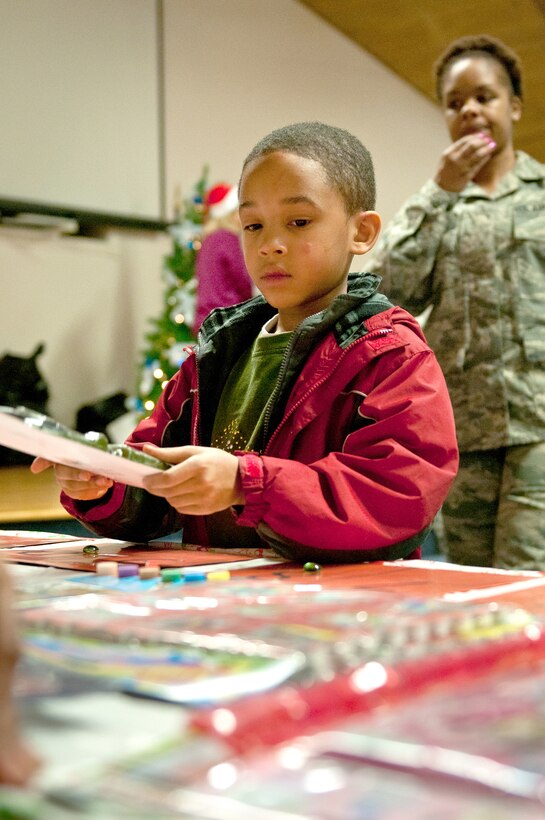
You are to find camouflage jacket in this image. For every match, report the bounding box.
[368,151,545,452]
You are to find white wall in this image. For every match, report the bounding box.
[0,0,163,220]
[1,0,448,427]
[163,0,447,226]
[0,227,169,424]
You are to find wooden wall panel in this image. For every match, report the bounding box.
[299,0,545,161]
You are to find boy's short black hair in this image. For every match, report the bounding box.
[240,121,376,214]
[434,34,523,101]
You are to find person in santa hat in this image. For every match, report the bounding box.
[192,182,253,334]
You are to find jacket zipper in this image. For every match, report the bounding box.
[363,327,393,341]
[263,334,369,455]
[189,347,201,446]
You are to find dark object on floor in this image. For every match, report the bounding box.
[76,392,128,441]
[0,343,49,466]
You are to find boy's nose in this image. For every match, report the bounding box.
[258,234,287,256]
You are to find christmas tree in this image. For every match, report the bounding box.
[134,169,208,416]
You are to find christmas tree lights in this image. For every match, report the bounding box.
[134,169,208,416]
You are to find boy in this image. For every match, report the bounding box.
[33,122,458,563]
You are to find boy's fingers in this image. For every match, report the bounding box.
[143,443,201,464]
[141,446,202,494]
[30,457,52,474]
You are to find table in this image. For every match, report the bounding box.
[3,538,545,818]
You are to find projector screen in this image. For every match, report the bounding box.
[0,0,165,228]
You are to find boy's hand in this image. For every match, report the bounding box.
[0,565,41,785]
[142,444,244,514]
[30,457,113,501]
[434,132,496,192]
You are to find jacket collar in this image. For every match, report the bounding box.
[461,150,544,200]
[198,271,386,344]
[514,150,545,183]
[196,272,390,447]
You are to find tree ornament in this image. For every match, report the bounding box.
[133,168,208,416]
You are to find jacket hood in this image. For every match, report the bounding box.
[198,271,388,344]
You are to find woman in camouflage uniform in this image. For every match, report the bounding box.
[368,35,545,570]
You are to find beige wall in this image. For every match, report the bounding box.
[0,228,170,424]
[163,0,447,226]
[1,0,448,426]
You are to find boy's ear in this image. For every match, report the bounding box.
[350,211,382,255]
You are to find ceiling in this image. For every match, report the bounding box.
[298,0,545,162]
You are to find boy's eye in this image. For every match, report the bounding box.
[290,218,311,228]
[243,222,262,232]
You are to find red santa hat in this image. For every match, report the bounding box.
[205,183,238,220]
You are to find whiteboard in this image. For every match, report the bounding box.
[0,0,164,225]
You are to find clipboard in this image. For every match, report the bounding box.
[0,405,166,489]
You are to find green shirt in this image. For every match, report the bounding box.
[212,325,292,455]
[206,323,291,548]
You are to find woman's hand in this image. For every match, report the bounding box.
[435,132,496,192]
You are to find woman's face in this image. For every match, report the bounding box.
[440,55,521,152]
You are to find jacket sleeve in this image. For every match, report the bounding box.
[60,362,194,542]
[234,335,459,563]
[368,180,457,315]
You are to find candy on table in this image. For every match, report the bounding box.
[94,562,232,583]
[117,563,140,578]
[303,562,322,572]
[161,568,185,583]
[184,572,207,583]
[139,564,161,580]
[207,570,231,582]
[95,561,119,577]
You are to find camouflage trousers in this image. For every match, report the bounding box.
[442,443,545,570]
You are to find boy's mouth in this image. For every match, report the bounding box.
[261,268,291,281]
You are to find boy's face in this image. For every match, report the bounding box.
[239,151,362,332]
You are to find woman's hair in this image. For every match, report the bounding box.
[434,34,523,101]
[240,121,376,214]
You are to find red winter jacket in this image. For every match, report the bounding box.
[63,274,458,563]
